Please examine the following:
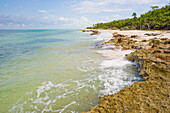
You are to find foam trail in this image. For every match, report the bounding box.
[59,101,76,113]
[93,30,113,41]
[95,31,143,96]
[8,30,143,113]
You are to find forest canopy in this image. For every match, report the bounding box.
[87,5,170,30]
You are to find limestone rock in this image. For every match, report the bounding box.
[84,33,170,113]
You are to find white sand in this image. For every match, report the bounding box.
[105,30,170,41]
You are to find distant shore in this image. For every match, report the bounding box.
[81,29,170,113]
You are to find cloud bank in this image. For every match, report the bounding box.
[70,0,164,13]
[0,0,169,29]
[0,14,93,29]
[38,10,50,13]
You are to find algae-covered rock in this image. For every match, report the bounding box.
[84,35,170,113]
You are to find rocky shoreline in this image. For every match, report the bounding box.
[81,29,170,113]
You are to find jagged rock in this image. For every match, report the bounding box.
[80,29,92,32]
[113,33,127,38]
[81,29,100,35]
[84,33,170,113]
[144,33,160,36]
[130,35,138,38]
[90,30,100,35]
[164,50,170,54]
[154,49,162,53]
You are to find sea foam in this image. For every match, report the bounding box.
[95,31,142,95]
[8,30,142,113]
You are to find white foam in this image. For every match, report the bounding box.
[36,81,54,98]
[8,31,142,113]
[101,58,132,68]
[95,31,143,96]
[98,67,139,95]
[93,31,113,41]
[59,101,76,113]
[9,77,100,112]
[77,66,88,72]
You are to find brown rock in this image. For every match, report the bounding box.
[90,30,99,35]
[130,35,138,38]
[144,33,160,36]
[83,35,170,113]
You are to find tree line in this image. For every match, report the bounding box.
[87,5,170,30]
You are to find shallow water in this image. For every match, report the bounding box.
[0,29,142,113]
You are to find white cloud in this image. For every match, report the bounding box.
[103,8,131,13]
[151,3,168,8]
[44,16,49,19]
[38,10,50,13]
[74,0,162,5]
[58,16,93,27]
[112,14,120,18]
[58,17,70,21]
[0,13,94,29]
[97,14,121,23]
[0,14,57,28]
[22,24,26,27]
[70,0,164,13]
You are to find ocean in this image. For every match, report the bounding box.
[0,29,142,113]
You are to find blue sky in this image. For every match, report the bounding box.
[0,0,169,29]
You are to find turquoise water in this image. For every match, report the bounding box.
[0,29,141,113]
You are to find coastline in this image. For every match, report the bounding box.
[81,29,170,112]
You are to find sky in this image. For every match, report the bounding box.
[0,0,169,29]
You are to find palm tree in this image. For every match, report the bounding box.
[132,12,137,19]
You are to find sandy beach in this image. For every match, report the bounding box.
[81,29,170,113]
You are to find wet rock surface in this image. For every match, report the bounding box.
[90,30,100,35]
[82,31,170,113]
[80,29,93,32]
[80,29,100,35]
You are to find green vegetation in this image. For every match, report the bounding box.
[87,5,170,30]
